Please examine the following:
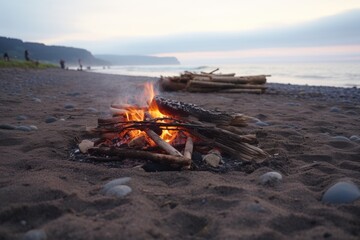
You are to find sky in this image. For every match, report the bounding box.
[1,0,360,63]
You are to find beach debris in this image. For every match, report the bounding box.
[102,177,132,198]
[22,229,47,240]
[259,171,282,186]
[78,139,94,153]
[81,82,268,171]
[158,68,270,94]
[45,116,57,123]
[322,181,360,204]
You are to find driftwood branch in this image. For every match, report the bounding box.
[145,129,183,157]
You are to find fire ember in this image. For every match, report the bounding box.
[77,83,268,171]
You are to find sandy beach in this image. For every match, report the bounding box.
[0,68,359,240]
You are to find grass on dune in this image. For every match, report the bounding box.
[0,59,57,69]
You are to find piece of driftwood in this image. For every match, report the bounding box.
[153,96,247,126]
[159,69,269,94]
[183,137,193,160]
[88,147,191,166]
[145,129,183,157]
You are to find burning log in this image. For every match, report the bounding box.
[153,96,248,126]
[79,82,268,170]
[145,129,183,157]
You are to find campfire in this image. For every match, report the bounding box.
[78,82,268,171]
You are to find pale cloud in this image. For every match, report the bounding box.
[1,0,360,45]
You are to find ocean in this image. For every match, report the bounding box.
[89,62,360,88]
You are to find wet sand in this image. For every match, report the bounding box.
[0,68,359,240]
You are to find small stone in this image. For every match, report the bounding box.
[64,103,75,109]
[259,171,282,186]
[103,177,131,193]
[22,229,47,240]
[16,126,32,132]
[105,185,132,198]
[16,115,28,120]
[29,125,38,130]
[331,136,350,142]
[256,121,270,127]
[86,107,98,113]
[322,181,360,204]
[247,203,266,213]
[203,149,222,168]
[45,116,57,123]
[32,98,42,103]
[78,139,94,153]
[0,124,16,130]
[330,107,341,113]
[349,135,360,142]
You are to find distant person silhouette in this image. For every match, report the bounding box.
[60,59,65,69]
[25,50,30,61]
[78,59,83,71]
[3,52,10,61]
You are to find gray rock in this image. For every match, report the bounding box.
[247,203,266,213]
[322,181,360,204]
[86,107,98,113]
[349,135,360,142]
[22,229,47,240]
[64,103,75,109]
[32,98,42,103]
[0,124,16,130]
[256,121,270,127]
[260,171,282,186]
[29,125,38,130]
[105,185,132,198]
[16,126,32,132]
[103,177,131,193]
[331,136,350,142]
[16,115,28,120]
[330,106,341,113]
[45,116,57,123]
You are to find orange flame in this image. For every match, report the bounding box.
[119,82,178,144]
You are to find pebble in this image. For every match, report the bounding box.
[203,149,222,168]
[32,98,42,103]
[330,107,341,113]
[64,103,75,109]
[22,229,47,240]
[29,125,38,130]
[104,185,132,198]
[286,102,300,106]
[102,177,132,193]
[86,107,98,113]
[259,171,282,186]
[256,121,270,127]
[45,116,57,123]
[349,135,360,143]
[330,136,350,142]
[322,181,360,204]
[16,115,28,120]
[0,124,16,130]
[247,203,266,213]
[16,126,32,132]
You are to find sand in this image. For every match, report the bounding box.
[0,68,359,240]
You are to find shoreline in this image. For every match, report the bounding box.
[0,68,359,239]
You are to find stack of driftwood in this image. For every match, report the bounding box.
[159,68,270,94]
[80,96,268,170]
